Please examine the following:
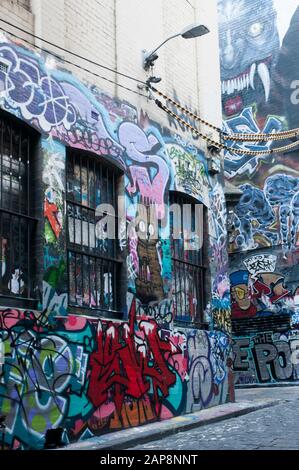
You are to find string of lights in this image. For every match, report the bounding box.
[149,85,299,142]
[1,18,299,149]
[154,98,299,156]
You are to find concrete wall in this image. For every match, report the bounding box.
[218,0,299,384]
[0,1,232,450]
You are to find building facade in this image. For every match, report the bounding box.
[218,0,299,385]
[0,0,233,449]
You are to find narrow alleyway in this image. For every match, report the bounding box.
[129,387,299,450]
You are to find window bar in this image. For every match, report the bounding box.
[86,170,91,294]
[190,204,194,264]
[177,263,181,321]
[95,257,99,307]
[0,120,3,210]
[100,162,103,254]
[106,166,109,204]
[112,170,116,258]
[200,268,205,323]
[18,217,21,297]
[27,138,31,298]
[87,156,90,208]
[0,212,3,294]
[197,267,201,322]
[18,130,21,214]
[88,238,91,307]
[102,259,106,309]
[71,151,75,202]
[93,158,96,210]
[99,258,103,309]
[184,263,188,319]
[81,253,84,307]
[18,130,21,297]
[113,261,117,311]
[109,262,112,310]
[74,251,77,305]
[108,261,112,310]
[9,213,12,295]
[93,158,96,253]
[99,159,103,201]
[80,154,83,252]
[0,121,3,295]
[91,256,95,308]
[101,258,104,309]
[195,267,200,323]
[9,124,12,212]
[70,203,74,247]
[180,262,183,320]
[194,265,197,322]
[180,197,183,258]
[173,259,177,320]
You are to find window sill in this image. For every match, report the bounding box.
[0,295,39,310]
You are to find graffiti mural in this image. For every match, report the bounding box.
[233,330,299,384]
[166,142,209,206]
[229,248,299,381]
[0,307,230,449]
[218,0,299,382]
[42,138,67,317]
[218,0,299,251]
[230,251,299,320]
[0,36,232,448]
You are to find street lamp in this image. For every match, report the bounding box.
[142,23,210,71]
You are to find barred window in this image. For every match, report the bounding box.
[66,149,122,316]
[170,192,206,324]
[0,114,38,308]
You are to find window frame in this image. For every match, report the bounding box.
[170,191,207,327]
[66,148,123,319]
[0,111,40,309]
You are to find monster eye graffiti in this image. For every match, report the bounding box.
[248,22,264,38]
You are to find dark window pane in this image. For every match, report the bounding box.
[0,115,37,305]
[66,150,120,316]
[170,192,205,324]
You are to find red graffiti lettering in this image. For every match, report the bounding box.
[44,199,62,238]
[87,299,176,416]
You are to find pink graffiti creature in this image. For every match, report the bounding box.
[118,122,169,219]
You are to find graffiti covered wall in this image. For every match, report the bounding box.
[218,0,299,383]
[0,307,230,449]
[0,37,232,448]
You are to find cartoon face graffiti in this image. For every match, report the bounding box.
[133,204,164,304]
[218,0,280,115]
[230,270,257,319]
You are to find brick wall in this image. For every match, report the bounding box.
[0,0,222,146]
[0,0,34,42]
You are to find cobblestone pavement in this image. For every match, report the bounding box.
[130,389,299,450]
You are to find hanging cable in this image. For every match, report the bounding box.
[0,25,148,99]
[154,98,299,156]
[1,18,299,146]
[149,85,299,142]
[0,18,147,86]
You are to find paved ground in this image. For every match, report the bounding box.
[235,385,299,403]
[129,387,299,450]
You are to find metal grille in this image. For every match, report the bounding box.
[0,115,37,305]
[170,192,205,324]
[66,149,121,314]
[0,62,8,74]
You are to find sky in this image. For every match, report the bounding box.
[274,0,299,44]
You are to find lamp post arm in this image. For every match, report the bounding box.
[146,32,181,58]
